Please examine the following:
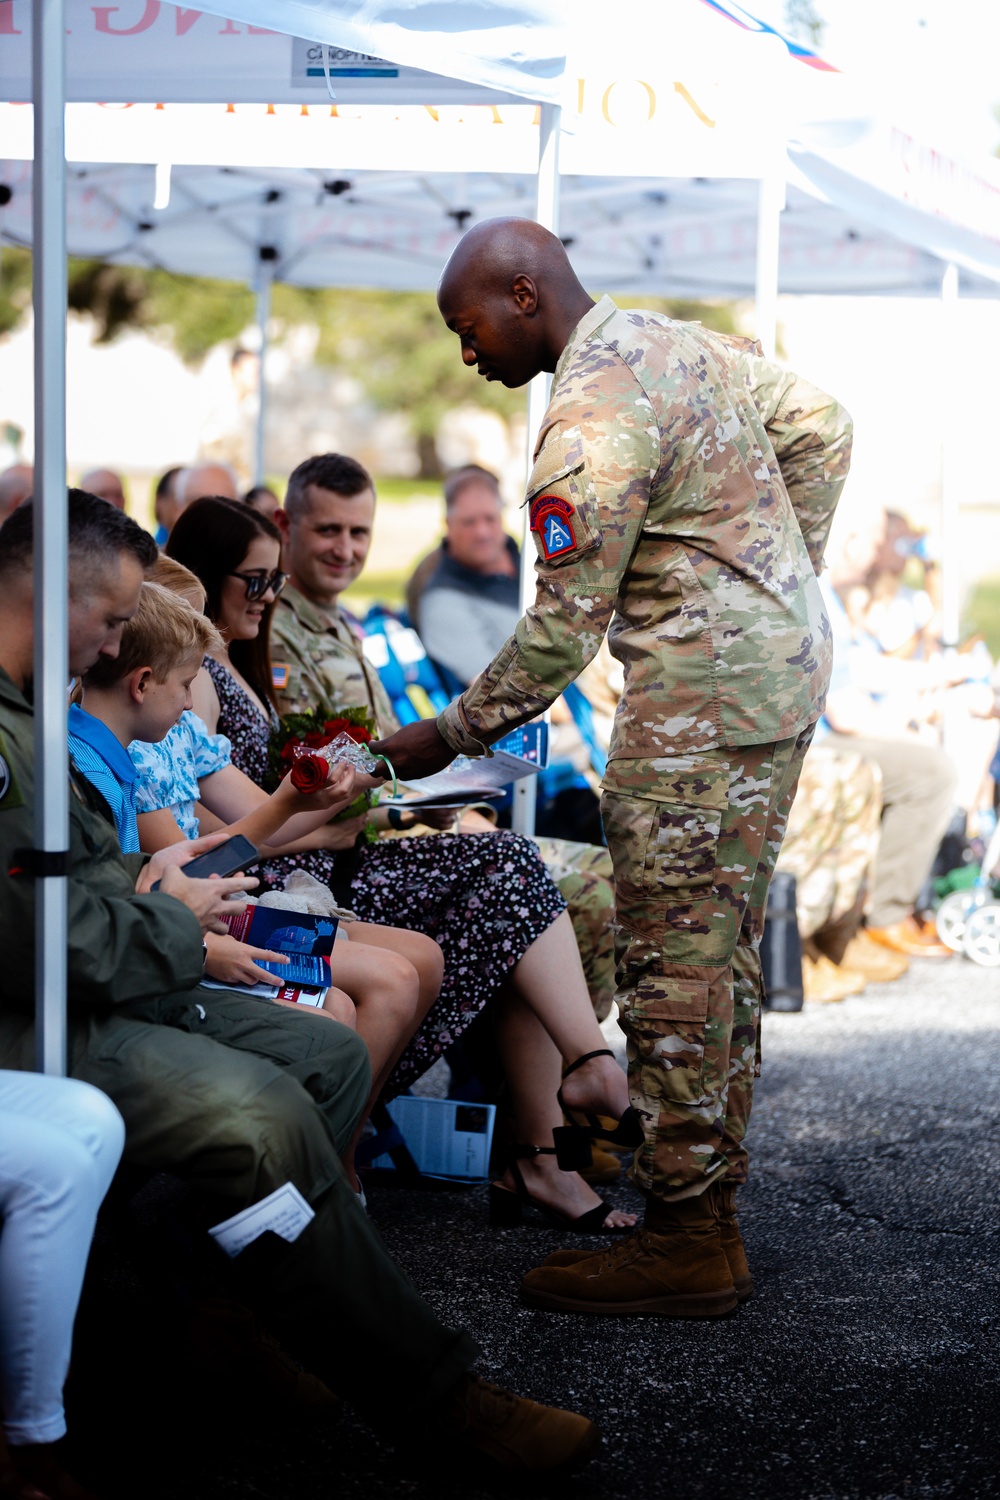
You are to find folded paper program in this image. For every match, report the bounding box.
[209,1181,316,1258]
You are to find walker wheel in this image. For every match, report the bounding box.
[935,888,989,952]
[962,902,1000,967]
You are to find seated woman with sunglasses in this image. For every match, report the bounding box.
[166,498,637,1233]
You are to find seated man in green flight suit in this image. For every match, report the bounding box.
[0,489,598,1477]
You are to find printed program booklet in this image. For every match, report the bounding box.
[199,903,340,1007]
[384,723,549,809]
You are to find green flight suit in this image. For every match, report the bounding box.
[0,667,475,1415]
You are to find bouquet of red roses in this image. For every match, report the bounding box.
[268,707,381,843]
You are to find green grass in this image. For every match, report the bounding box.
[967,576,1000,658]
[372,476,442,505]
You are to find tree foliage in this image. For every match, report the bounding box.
[784,0,825,46]
[0,246,32,338]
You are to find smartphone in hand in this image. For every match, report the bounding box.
[150,834,258,892]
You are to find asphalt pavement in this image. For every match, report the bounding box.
[71,953,999,1500]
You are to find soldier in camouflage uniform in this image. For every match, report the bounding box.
[270,561,618,1024]
[375,219,852,1319]
[777,744,882,944]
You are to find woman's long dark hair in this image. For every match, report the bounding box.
[166,496,280,712]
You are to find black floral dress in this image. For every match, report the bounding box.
[206,658,566,1093]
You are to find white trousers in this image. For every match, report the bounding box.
[0,1071,124,1444]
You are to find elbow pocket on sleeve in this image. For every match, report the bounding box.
[525,456,603,568]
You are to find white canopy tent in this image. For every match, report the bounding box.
[6,156,994,299]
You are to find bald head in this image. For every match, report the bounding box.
[80,468,126,510]
[437,217,593,389]
[0,465,33,520]
[177,463,238,507]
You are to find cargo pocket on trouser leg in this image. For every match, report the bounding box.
[619,972,731,1194]
[601,764,738,968]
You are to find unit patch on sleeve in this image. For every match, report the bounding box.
[530,494,578,561]
[271,663,289,691]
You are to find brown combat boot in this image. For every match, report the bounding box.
[710,1179,753,1302]
[539,1178,753,1293]
[433,1374,601,1472]
[521,1191,737,1318]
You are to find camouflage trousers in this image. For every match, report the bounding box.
[535,837,617,1022]
[776,744,883,940]
[602,729,813,1201]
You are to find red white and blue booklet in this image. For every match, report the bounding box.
[200,904,340,1008]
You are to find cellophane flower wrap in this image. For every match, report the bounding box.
[268,707,381,845]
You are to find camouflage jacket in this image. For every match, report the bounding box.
[270,584,399,733]
[438,296,852,763]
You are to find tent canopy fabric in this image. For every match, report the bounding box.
[790,118,1000,288]
[0,0,564,104]
[2,156,995,299]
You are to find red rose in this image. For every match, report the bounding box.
[290,753,330,794]
[323,719,373,744]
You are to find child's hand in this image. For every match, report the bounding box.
[204,934,291,987]
[276,761,358,811]
[312,812,370,850]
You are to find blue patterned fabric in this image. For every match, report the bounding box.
[129,710,232,840]
[67,703,141,854]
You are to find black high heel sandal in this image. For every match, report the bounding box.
[552,1048,645,1171]
[488,1145,627,1232]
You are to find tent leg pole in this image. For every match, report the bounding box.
[513,102,561,839]
[32,0,69,1077]
[754,174,784,361]
[939,262,962,764]
[253,269,272,487]
[939,263,960,652]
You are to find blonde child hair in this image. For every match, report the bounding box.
[148,552,205,603]
[85,580,222,688]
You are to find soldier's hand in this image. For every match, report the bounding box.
[409,806,462,831]
[370,720,456,781]
[136,831,232,896]
[313,812,370,850]
[155,865,258,936]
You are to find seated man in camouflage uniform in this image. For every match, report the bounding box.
[776,744,904,1002]
[377,219,853,1319]
[270,453,618,1027]
[0,489,599,1476]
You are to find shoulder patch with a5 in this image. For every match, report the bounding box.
[525,453,602,568]
[530,493,578,560]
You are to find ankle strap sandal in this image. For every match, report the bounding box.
[552,1049,645,1172]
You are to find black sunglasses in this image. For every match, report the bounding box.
[229,569,288,602]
